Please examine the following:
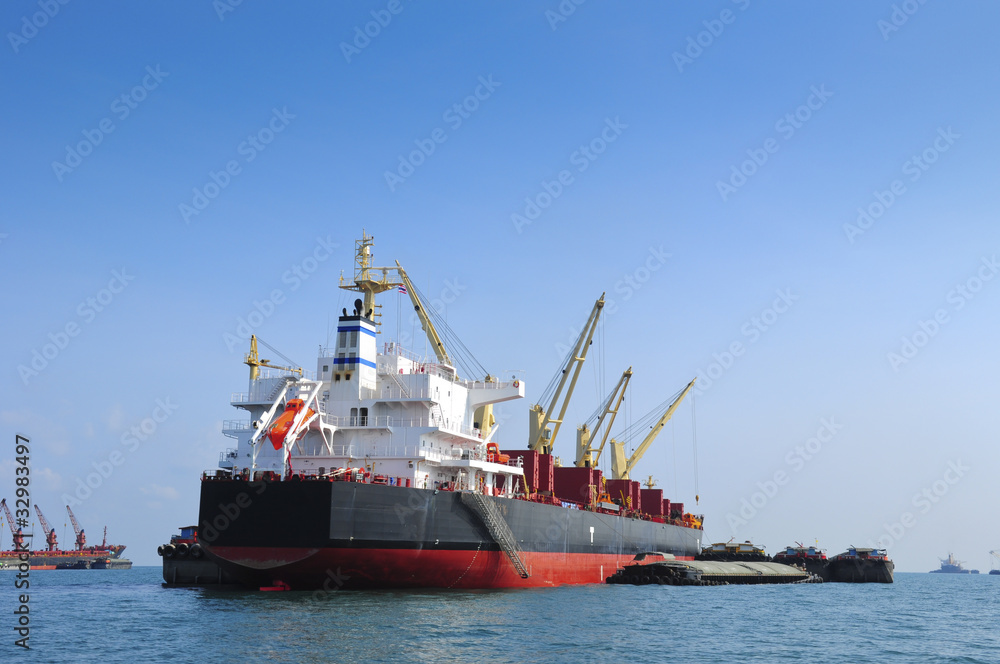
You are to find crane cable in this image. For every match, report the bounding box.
[692,392,699,506]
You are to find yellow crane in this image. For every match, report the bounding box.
[528,294,605,455]
[575,367,632,468]
[610,378,696,481]
[395,263,452,367]
[244,335,303,381]
[394,262,500,432]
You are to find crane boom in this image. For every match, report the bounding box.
[245,335,303,381]
[66,505,86,550]
[576,367,632,467]
[34,505,58,551]
[0,500,25,550]
[395,263,452,366]
[529,294,605,455]
[610,378,696,481]
[336,232,458,372]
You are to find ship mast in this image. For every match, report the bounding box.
[338,230,405,326]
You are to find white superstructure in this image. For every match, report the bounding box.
[219,233,525,497]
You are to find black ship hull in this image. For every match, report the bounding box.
[173,478,703,590]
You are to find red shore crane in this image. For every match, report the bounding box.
[33,505,58,551]
[66,505,86,550]
[1,499,26,551]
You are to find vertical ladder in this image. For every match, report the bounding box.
[461,493,529,578]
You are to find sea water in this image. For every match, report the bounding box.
[6,568,998,663]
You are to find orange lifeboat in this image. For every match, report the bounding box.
[485,442,509,464]
[267,399,315,450]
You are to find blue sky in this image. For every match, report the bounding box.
[2,1,999,571]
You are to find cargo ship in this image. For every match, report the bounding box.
[930,552,978,574]
[160,232,705,590]
[0,500,131,570]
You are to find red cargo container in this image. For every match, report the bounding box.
[605,480,635,508]
[554,467,604,504]
[536,452,555,494]
[628,481,642,511]
[640,488,663,515]
[661,500,672,517]
[670,501,684,517]
[502,449,539,495]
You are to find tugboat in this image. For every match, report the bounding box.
[828,547,894,583]
[930,552,978,574]
[773,543,829,581]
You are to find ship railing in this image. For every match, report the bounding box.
[379,343,426,363]
[231,392,249,403]
[222,420,251,431]
[256,367,316,381]
[320,413,482,438]
[218,448,239,467]
[325,444,423,459]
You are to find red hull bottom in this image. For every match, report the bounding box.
[208,546,695,590]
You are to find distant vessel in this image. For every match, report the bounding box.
[930,552,978,574]
[0,500,131,570]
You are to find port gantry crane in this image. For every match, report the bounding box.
[0,499,26,551]
[66,505,86,551]
[529,294,605,456]
[575,367,632,468]
[610,378,697,481]
[33,505,58,551]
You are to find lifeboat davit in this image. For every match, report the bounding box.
[267,399,315,450]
